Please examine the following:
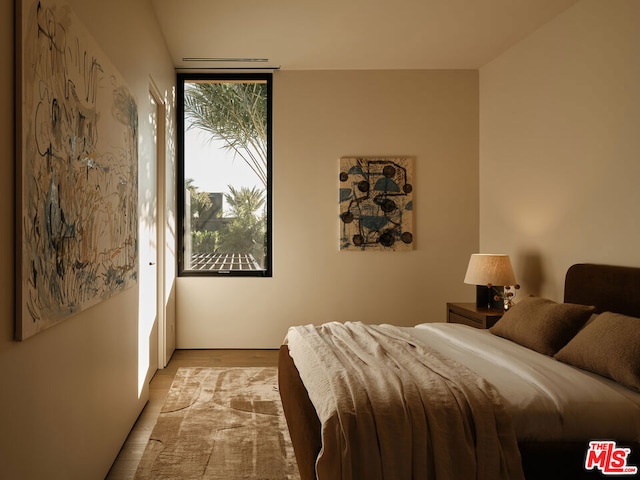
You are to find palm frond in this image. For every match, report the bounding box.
[184,81,268,188]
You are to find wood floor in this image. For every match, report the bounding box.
[105,349,280,480]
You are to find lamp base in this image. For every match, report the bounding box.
[475,285,504,310]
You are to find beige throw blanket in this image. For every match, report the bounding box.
[286,322,524,480]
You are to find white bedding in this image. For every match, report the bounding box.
[407,323,640,442]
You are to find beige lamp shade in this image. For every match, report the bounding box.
[464,254,517,286]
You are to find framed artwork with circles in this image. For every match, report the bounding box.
[339,157,414,252]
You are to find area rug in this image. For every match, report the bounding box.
[134,367,300,479]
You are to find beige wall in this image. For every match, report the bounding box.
[177,70,480,348]
[479,0,640,301]
[0,0,176,478]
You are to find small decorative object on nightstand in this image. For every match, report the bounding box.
[447,302,504,329]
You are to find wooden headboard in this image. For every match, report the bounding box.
[564,263,640,318]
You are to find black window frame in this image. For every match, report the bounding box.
[176,72,273,277]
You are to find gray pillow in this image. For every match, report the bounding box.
[555,312,640,391]
[490,296,594,356]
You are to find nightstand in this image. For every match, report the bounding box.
[446,302,504,329]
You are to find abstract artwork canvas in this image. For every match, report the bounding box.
[16,0,138,339]
[339,157,414,251]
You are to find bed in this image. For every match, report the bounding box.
[278,264,640,479]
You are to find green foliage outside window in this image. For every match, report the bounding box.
[183,78,269,270]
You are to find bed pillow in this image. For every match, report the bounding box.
[555,312,640,391]
[489,296,594,356]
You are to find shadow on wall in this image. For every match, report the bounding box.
[517,251,545,296]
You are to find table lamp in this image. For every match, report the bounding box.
[464,253,517,310]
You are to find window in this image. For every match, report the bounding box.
[177,73,272,276]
